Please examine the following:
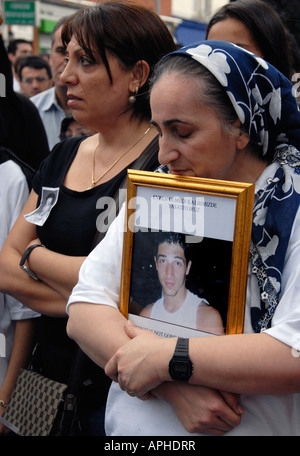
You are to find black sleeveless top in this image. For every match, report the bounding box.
[31,135,159,409]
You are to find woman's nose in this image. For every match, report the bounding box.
[158,136,180,166]
[60,65,68,83]
[60,61,75,84]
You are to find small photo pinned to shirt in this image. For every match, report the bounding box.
[24,187,59,226]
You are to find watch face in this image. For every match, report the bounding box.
[173,361,190,375]
[169,358,193,381]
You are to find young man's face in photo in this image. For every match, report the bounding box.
[155,242,191,297]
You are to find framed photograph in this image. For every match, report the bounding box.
[120,170,254,337]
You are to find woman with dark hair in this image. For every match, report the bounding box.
[0,2,176,435]
[206,0,293,79]
[67,41,300,436]
[61,2,175,122]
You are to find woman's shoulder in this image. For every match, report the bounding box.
[32,137,87,189]
[55,135,88,152]
[46,136,87,164]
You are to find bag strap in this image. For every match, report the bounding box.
[57,348,87,435]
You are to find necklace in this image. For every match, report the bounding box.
[86,125,152,190]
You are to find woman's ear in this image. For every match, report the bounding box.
[233,120,250,150]
[129,60,150,92]
[236,129,251,150]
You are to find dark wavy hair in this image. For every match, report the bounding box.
[18,55,52,81]
[61,1,176,121]
[206,0,293,79]
[156,232,191,264]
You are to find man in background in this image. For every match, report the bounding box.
[18,55,52,98]
[7,39,32,92]
[31,17,71,149]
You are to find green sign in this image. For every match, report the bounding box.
[4,1,35,26]
[39,19,57,34]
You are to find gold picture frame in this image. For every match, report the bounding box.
[120,170,254,336]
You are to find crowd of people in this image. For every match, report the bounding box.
[1,0,300,437]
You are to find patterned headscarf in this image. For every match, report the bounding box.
[161,41,300,332]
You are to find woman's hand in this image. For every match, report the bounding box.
[105,321,244,434]
[154,382,243,435]
[105,321,175,399]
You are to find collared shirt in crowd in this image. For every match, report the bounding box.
[31,86,66,150]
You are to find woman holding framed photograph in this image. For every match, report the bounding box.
[67,41,300,435]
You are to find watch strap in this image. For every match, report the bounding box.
[173,337,189,357]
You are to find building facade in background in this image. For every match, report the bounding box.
[0,0,227,50]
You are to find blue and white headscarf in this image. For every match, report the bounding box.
[163,41,300,332]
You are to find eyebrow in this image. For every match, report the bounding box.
[157,254,185,261]
[65,46,83,55]
[151,119,189,128]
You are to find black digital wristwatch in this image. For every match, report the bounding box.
[168,337,193,381]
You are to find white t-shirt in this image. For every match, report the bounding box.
[0,161,39,386]
[67,163,300,436]
[150,290,209,330]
